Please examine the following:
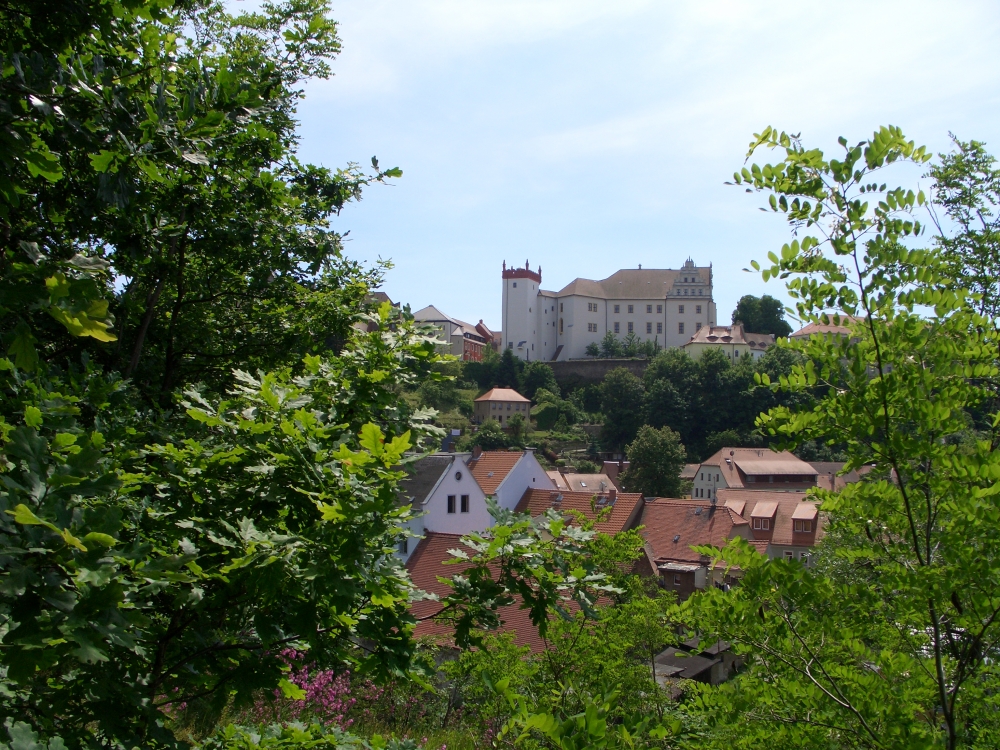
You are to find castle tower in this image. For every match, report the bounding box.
[501,260,541,361]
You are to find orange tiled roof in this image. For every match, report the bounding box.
[716,489,823,547]
[516,488,644,535]
[406,532,549,652]
[474,387,531,403]
[698,447,817,489]
[790,314,862,339]
[467,450,524,494]
[639,499,749,564]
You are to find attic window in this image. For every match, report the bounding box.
[580,482,587,487]
[694,507,702,515]
[487,471,494,477]
[673,534,681,543]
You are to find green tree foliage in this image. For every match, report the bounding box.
[598,368,645,452]
[621,425,686,498]
[586,331,660,360]
[692,126,1000,749]
[507,412,528,446]
[520,361,559,400]
[1,304,442,745]
[730,294,793,337]
[930,137,1000,322]
[531,388,581,431]
[461,418,510,450]
[496,348,524,390]
[0,0,439,745]
[2,0,403,405]
[463,346,501,391]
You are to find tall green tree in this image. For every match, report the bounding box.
[496,347,524,390]
[520,360,559,400]
[692,126,1000,750]
[0,0,431,746]
[621,425,686,498]
[598,367,645,452]
[731,294,793,337]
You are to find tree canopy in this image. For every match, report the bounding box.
[730,294,793,337]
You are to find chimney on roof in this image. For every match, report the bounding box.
[608,488,617,503]
[472,445,482,460]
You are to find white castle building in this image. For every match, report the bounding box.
[501,259,717,361]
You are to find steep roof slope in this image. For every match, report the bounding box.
[406,532,547,651]
[516,488,644,535]
[397,454,452,505]
[555,267,712,300]
[699,447,817,488]
[716,489,823,547]
[474,388,530,403]
[640,500,749,564]
[467,450,524,494]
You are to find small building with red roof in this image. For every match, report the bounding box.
[473,387,532,427]
[638,499,751,599]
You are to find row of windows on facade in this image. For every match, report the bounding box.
[490,402,526,411]
[582,303,704,315]
[609,321,700,334]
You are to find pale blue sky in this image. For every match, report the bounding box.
[285,0,1000,331]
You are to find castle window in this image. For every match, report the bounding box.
[696,305,702,314]
[696,322,702,331]
[698,289,703,295]
[627,305,634,313]
[679,305,685,314]
[678,322,685,334]
[646,304,652,313]
[559,318,563,333]
[646,322,652,334]
[657,304,662,313]
[614,304,620,313]
[628,322,634,333]
[657,322,663,334]
[513,282,517,288]
[560,303,563,312]
[614,322,620,333]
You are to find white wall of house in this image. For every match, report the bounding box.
[397,512,426,564]
[494,451,557,510]
[421,457,489,535]
[690,464,732,500]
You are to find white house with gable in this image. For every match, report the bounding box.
[501,259,717,361]
[395,448,555,561]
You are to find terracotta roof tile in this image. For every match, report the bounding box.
[515,488,644,535]
[639,499,749,564]
[406,532,548,652]
[467,451,524,494]
[716,489,825,547]
[474,388,530,403]
[790,314,862,339]
[683,322,775,349]
[698,447,818,489]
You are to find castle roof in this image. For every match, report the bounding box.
[683,322,774,349]
[552,267,712,300]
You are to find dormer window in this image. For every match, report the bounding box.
[752,517,770,530]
